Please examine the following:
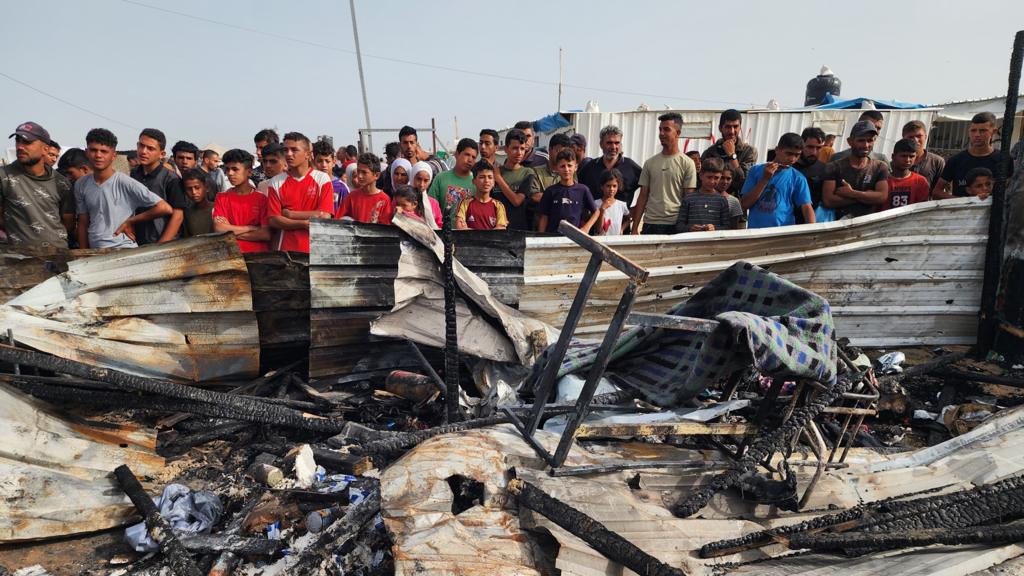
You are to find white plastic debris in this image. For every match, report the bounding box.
[293,444,318,488]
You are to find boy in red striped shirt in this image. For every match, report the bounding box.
[266,132,334,252]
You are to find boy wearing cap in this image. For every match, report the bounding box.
[879,139,930,212]
[0,121,75,249]
[822,121,890,219]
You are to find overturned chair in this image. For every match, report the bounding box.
[505,221,877,515]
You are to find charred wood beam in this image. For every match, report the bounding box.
[311,446,374,475]
[114,465,202,576]
[161,421,252,455]
[672,375,852,518]
[700,474,1024,558]
[208,490,266,576]
[508,479,684,576]
[442,205,463,423]
[936,369,1024,388]
[0,345,345,433]
[289,485,381,573]
[179,533,282,556]
[788,524,1024,553]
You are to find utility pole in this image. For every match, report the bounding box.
[349,0,373,153]
[558,47,564,112]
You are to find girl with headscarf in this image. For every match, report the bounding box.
[390,158,412,192]
[345,163,357,190]
[410,161,442,229]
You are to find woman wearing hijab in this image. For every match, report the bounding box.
[390,158,412,191]
[411,161,442,229]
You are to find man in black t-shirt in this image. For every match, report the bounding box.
[131,128,187,245]
[822,121,890,219]
[933,112,1013,198]
[794,127,828,209]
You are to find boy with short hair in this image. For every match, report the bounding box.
[180,168,214,237]
[266,132,334,253]
[336,153,393,225]
[537,150,601,234]
[492,129,533,231]
[676,157,731,233]
[717,166,746,229]
[313,139,349,211]
[429,138,478,213]
[456,160,508,230]
[879,138,930,212]
[965,167,993,200]
[213,148,270,253]
[742,133,816,228]
[256,144,286,195]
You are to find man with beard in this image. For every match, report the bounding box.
[822,121,890,219]
[901,120,944,189]
[398,126,444,176]
[701,109,758,194]
[794,127,828,222]
[131,128,187,244]
[632,112,697,234]
[514,120,549,168]
[831,110,888,163]
[579,125,642,204]
[0,121,74,248]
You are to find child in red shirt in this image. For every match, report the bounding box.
[455,160,508,230]
[879,138,930,212]
[213,148,271,252]
[335,153,393,225]
[266,132,334,253]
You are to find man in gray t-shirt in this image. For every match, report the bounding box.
[75,171,166,249]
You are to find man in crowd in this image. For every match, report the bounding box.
[491,128,535,231]
[822,121,890,218]
[180,168,214,237]
[398,126,444,176]
[428,138,478,213]
[832,110,887,163]
[819,134,836,163]
[333,146,349,179]
[686,150,702,174]
[0,121,74,248]
[933,112,1013,198]
[478,129,501,169]
[76,128,172,249]
[214,148,270,252]
[201,149,229,193]
[570,133,590,171]
[880,138,930,211]
[266,132,334,253]
[252,128,279,186]
[741,133,815,228]
[131,128,186,244]
[256,143,287,195]
[313,139,349,210]
[794,127,828,221]
[901,120,945,189]
[377,141,400,195]
[632,112,697,234]
[171,140,200,174]
[45,140,60,169]
[579,125,642,204]
[528,133,573,204]
[514,120,549,168]
[701,109,758,194]
[57,148,92,185]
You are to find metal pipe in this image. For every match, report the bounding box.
[349,0,373,154]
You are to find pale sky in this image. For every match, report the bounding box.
[2,0,1022,157]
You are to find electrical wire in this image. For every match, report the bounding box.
[119,0,757,107]
[0,71,138,129]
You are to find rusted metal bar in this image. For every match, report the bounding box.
[509,479,684,576]
[114,465,202,576]
[556,220,649,283]
[525,253,604,436]
[978,29,1024,357]
[626,312,719,333]
[575,421,756,438]
[0,344,345,433]
[407,341,446,394]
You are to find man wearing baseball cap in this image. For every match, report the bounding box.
[821,120,890,219]
[0,121,74,249]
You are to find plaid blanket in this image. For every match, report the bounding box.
[532,261,837,408]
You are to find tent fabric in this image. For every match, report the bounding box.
[534,113,571,133]
[815,95,927,110]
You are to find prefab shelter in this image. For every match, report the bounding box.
[928,95,1024,154]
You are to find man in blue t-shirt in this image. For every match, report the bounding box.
[741,133,815,229]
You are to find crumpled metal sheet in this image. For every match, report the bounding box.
[0,383,165,542]
[0,234,259,381]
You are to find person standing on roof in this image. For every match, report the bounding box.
[631,112,697,234]
[0,121,75,249]
[701,109,758,194]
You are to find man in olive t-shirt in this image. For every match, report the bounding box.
[632,113,697,234]
[0,122,75,249]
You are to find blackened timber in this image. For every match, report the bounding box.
[0,345,346,433]
[626,312,719,333]
[178,533,283,555]
[556,221,649,283]
[442,206,462,423]
[508,479,684,576]
[289,485,381,573]
[787,524,1024,552]
[114,465,202,576]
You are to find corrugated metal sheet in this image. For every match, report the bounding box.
[0,234,260,381]
[307,220,529,378]
[0,252,66,303]
[520,198,989,347]
[571,108,939,164]
[0,383,164,542]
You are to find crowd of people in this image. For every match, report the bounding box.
[0,109,1012,255]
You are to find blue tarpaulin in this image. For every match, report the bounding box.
[814,95,927,110]
[533,113,571,133]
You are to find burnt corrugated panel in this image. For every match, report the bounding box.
[0,234,260,381]
[0,252,66,302]
[308,221,529,378]
[245,251,310,370]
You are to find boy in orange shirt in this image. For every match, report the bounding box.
[335,153,393,225]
